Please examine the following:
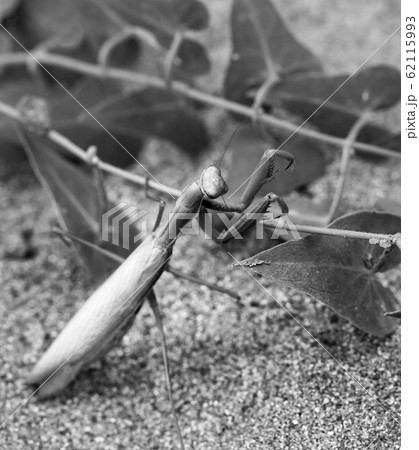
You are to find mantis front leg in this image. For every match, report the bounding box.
[201,149,295,243]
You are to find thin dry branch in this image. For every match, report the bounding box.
[0,51,401,160]
[0,99,398,244]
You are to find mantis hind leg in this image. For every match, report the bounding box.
[220,193,290,244]
[147,290,185,450]
[52,228,240,300]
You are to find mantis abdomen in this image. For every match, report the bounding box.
[28,235,169,397]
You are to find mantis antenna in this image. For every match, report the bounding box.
[216,125,242,170]
[217,125,242,209]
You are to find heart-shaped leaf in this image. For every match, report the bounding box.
[98,0,210,75]
[261,65,401,156]
[237,211,401,336]
[97,27,164,76]
[15,123,121,281]
[224,0,322,104]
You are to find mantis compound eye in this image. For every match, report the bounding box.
[200,166,228,199]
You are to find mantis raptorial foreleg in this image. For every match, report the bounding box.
[201,149,295,243]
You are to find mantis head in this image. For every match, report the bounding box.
[199,166,228,199]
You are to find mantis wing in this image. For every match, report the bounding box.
[28,235,169,397]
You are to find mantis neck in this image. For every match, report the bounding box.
[154,181,204,248]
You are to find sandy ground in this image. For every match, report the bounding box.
[1,0,400,449]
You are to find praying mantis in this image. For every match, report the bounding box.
[27,147,294,448]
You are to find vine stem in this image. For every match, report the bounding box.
[324,112,371,224]
[1,100,397,244]
[0,99,181,198]
[0,51,400,159]
[264,220,396,244]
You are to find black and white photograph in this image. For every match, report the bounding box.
[0,0,407,449]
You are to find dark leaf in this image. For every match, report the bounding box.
[4,0,160,78]
[353,131,400,162]
[224,0,322,104]
[5,0,83,47]
[356,127,400,160]
[0,76,143,167]
[15,124,120,281]
[267,65,401,112]
[15,96,140,280]
[0,31,14,60]
[6,0,99,88]
[68,0,168,78]
[369,132,400,153]
[156,0,209,31]
[104,0,209,33]
[226,128,328,199]
[99,26,209,77]
[1,74,209,165]
[0,78,43,162]
[327,212,401,272]
[50,78,144,166]
[0,0,19,21]
[261,65,401,157]
[4,0,210,77]
[238,211,401,336]
[100,0,210,75]
[98,28,164,75]
[104,34,143,69]
[3,0,119,86]
[82,87,209,157]
[175,38,211,76]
